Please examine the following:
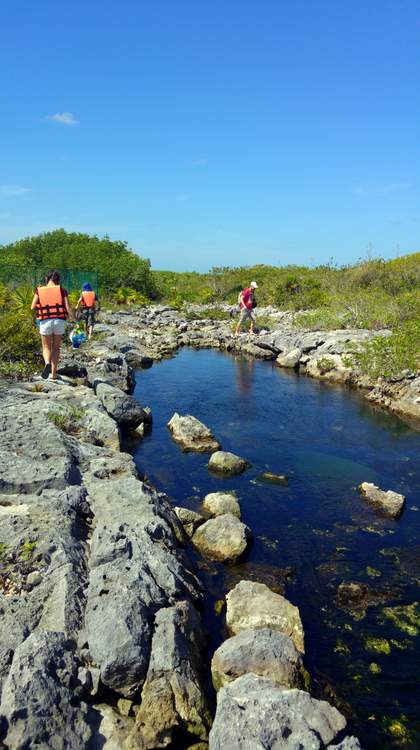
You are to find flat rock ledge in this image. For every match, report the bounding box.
[167,412,220,452]
[209,673,352,750]
[211,627,304,691]
[192,514,252,563]
[359,482,406,518]
[0,371,210,750]
[208,450,249,475]
[202,491,241,518]
[226,580,305,653]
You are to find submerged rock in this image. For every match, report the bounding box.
[208,450,249,475]
[226,580,305,653]
[202,491,241,518]
[209,674,347,749]
[211,628,304,691]
[260,471,288,484]
[336,581,393,619]
[359,482,406,518]
[192,515,252,563]
[167,412,220,452]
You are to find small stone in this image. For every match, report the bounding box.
[260,472,288,484]
[359,482,405,518]
[226,580,305,653]
[117,698,133,716]
[174,506,206,537]
[202,492,241,518]
[192,515,251,564]
[26,570,42,588]
[167,413,220,452]
[208,451,249,475]
[275,347,302,368]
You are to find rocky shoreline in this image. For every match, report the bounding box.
[1,303,417,748]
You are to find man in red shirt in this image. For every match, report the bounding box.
[235,280,258,336]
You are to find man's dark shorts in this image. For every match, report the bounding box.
[83,308,96,328]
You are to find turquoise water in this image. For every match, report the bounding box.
[130,348,420,749]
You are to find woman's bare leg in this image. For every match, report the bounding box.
[41,335,53,366]
[51,334,62,378]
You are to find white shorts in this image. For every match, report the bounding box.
[39,318,66,336]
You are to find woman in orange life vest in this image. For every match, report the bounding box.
[75,282,99,340]
[30,270,74,380]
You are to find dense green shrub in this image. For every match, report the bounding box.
[0,229,157,297]
[0,283,40,379]
[345,320,420,379]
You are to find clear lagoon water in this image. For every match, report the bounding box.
[129,348,420,749]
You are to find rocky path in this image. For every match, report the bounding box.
[0,305,405,747]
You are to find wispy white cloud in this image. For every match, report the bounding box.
[0,185,32,198]
[47,112,79,126]
[192,158,208,167]
[353,181,413,197]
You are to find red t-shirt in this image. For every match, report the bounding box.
[241,287,253,309]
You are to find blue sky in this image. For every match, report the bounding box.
[1,0,419,271]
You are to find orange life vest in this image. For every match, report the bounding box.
[81,291,96,308]
[36,285,67,320]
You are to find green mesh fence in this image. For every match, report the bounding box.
[0,265,99,295]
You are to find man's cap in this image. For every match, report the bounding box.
[82,282,92,291]
[250,281,258,288]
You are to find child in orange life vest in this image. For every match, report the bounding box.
[75,282,99,340]
[31,270,74,380]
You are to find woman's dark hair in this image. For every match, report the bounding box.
[44,270,61,284]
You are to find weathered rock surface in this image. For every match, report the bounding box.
[96,381,151,428]
[129,601,211,748]
[209,674,347,749]
[84,475,200,696]
[208,450,249,475]
[330,739,363,749]
[167,412,220,452]
[0,366,210,749]
[192,515,251,563]
[226,580,305,653]
[211,628,304,690]
[174,506,206,537]
[202,491,241,518]
[359,482,406,518]
[0,631,92,749]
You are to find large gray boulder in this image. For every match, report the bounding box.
[202,491,241,518]
[192,515,251,563]
[359,482,405,518]
[95,381,151,428]
[208,674,347,749]
[84,475,201,696]
[208,451,249,475]
[211,628,304,691]
[167,413,220,452]
[226,580,305,653]
[129,601,211,748]
[0,631,92,749]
